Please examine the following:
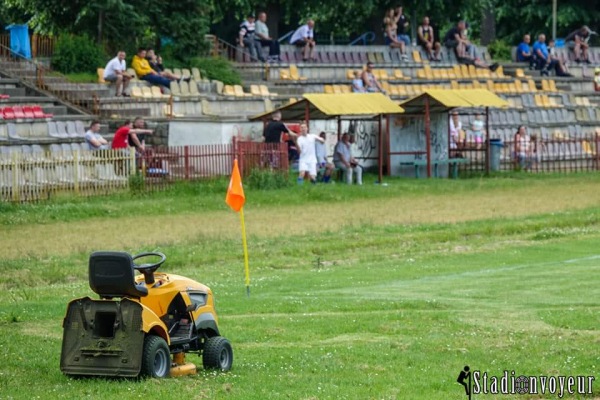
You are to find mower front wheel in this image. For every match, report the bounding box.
[141,335,171,378]
[203,336,233,371]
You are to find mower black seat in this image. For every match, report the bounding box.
[89,251,148,298]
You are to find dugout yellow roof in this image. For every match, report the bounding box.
[398,89,509,114]
[249,93,404,121]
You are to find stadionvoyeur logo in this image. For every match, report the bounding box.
[456,365,595,399]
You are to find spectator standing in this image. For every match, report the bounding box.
[296,123,324,184]
[333,133,363,185]
[84,120,109,150]
[315,132,334,183]
[470,114,485,149]
[103,51,132,97]
[361,62,386,93]
[393,6,411,47]
[111,118,153,153]
[131,48,171,88]
[239,14,264,62]
[352,71,366,92]
[514,125,532,170]
[516,34,533,66]
[263,111,290,143]
[255,12,281,63]
[417,17,441,61]
[290,19,317,62]
[565,25,592,63]
[449,112,463,151]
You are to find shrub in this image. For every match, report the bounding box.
[189,56,241,85]
[487,39,512,62]
[52,34,106,74]
[245,169,292,190]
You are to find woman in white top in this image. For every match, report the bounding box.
[449,112,462,149]
[514,125,532,170]
[352,71,366,92]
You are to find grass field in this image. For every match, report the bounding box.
[0,174,599,399]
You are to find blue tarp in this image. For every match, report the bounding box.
[5,24,31,59]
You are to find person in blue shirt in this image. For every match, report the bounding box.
[532,34,557,76]
[532,34,572,76]
[516,34,532,66]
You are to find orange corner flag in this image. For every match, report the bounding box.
[225,159,245,212]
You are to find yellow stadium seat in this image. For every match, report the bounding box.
[170,81,181,96]
[260,85,277,97]
[412,50,422,63]
[460,64,469,78]
[515,68,525,78]
[181,69,191,79]
[495,65,504,77]
[192,67,202,81]
[97,68,106,84]
[548,80,557,92]
[151,86,169,99]
[234,85,251,97]
[346,69,355,80]
[541,80,549,91]
[527,79,537,92]
[534,94,543,107]
[130,86,143,98]
[280,69,290,80]
[432,69,441,79]
[416,70,426,79]
[250,84,262,96]
[324,85,334,94]
[333,85,342,94]
[393,69,404,79]
[467,65,477,78]
[514,80,523,93]
[340,85,351,93]
[289,65,307,81]
[439,69,449,79]
[379,69,389,80]
[453,65,462,78]
[472,80,481,89]
[223,85,235,96]
[450,80,459,90]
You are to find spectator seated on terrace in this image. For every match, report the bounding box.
[84,120,109,150]
[131,48,171,89]
[239,14,265,62]
[417,17,441,62]
[548,39,572,76]
[532,34,571,77]
[516,34,533,67]
[290,19,317,62]
[352,71,366,93]
[103,50,133,97]
[594,68,600,92]
[444,21,498,72]
[255,11,281,63]
[362,62,386,94]
[146,49,184,82]
[383,8,408,61]
[565,25,593,64]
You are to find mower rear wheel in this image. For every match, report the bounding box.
[202,336,233,371]
[141,335,171,378]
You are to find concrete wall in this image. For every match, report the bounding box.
[389,114,449,178]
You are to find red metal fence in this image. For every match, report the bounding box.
[0,142,290,202]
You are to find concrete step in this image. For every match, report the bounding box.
[0,87,26,96]
[43,105,69,116]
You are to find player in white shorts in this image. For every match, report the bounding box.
[296,122,325,184]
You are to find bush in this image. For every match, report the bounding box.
[487,39,512,62]
[52,34,106,74]
[245,169,292,190]
[189,56,241,85]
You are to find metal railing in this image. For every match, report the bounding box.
[0,33,56,58]
[0,141,289,202]
[349,32,376,46]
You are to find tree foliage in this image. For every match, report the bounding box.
[0,0,598,62]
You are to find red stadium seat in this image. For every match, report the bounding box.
[12,106,26,119]
[32,105,53,119]
[3,107,16,120]
[23,106,35,119]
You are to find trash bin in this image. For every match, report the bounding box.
[6,24,31,60]
[489,139,504,171]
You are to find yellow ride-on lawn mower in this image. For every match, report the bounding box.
[60,251,233,378]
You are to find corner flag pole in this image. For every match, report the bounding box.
[239,206,251,297]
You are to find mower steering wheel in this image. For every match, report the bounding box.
[132,252,166,284]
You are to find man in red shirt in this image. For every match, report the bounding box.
[111,118,153,153]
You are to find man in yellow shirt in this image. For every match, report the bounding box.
[131,48,171,88]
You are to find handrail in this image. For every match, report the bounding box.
[278,30,294,44]
[349,32,376,46]
[214,36,266,64]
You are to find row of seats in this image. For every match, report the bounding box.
[222,84,278,98]
[491,125,599,141]
[0,120,88,141]
[1,105,53,120]
[416,64,507,80]
[98,67,208,84]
